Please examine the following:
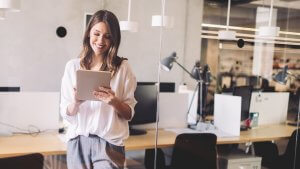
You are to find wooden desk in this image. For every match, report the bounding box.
[0,132,66,158]
[0,124,296,158]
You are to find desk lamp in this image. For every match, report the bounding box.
[273,66,300,121]
[161,52,210,123]
[191,62,211,122]
[273,65,300,123]
[273,65,295,85]
[161,52,194,77]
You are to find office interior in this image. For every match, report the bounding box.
[0,0,299,169]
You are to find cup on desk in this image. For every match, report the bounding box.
[250,112,259,128]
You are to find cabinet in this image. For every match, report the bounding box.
[219,151,262,169]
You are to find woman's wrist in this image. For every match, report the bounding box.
[108,96,119,106]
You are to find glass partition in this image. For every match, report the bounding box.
[155,0,204,168]
[201,0,300,169]
[111,0,163,168]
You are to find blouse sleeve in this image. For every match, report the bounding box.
[122,61,137,121]
[60,60,77,125]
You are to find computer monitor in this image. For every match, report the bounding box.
[129,83,158,135]
[232,86,253,121]
[135,82,175,92]
[0,87,20,92]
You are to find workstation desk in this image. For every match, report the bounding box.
[0,124,296,158]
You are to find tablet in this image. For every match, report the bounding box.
[76,70,111,101]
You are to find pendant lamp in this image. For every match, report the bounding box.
[0,0,20,12]
[119,0,138,32]
[151,0,174,28]
[218,0,236,40]
[258,0,280,37]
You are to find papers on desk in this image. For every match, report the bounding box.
[164,128,236,138]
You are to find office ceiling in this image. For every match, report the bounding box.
[250,0,300,10]
[203,0,300,32]
[205,0,257,6]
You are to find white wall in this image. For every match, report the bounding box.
[182,0,204,89]
[0,0,203,91]
[0,0,102,91]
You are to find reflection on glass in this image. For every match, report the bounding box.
[203,0,300,169]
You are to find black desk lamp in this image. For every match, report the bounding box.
[161,52,210,123]
[273,65,300,126]
[190,62,211,121]
[273,65,296,85]
[161,52,194,77]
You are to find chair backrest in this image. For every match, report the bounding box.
[283,129,300,169]
[0,153,44,169]
[170,133,217,169]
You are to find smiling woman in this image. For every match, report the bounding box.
[60,10,137,169]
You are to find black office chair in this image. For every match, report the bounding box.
[170,133,217,169]
[0,153,44,169]
[253,141,279,169]
[276,129,300,169]
[144,133,217,169]
[254,129,300,169]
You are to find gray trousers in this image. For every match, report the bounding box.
[67,135,125,169]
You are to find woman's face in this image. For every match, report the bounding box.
[89,22,112,57]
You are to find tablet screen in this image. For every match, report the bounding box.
[76,70,111,101]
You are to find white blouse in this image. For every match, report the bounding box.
[60,58,137,146]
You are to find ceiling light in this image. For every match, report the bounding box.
[258,26,280,37]
[218,30,236,40]
[258,0,280,38]
[151,15,174,28]
[120,0,138,32]
[0,0,20,12]
[120,21,138,32]
[218,0,236,40]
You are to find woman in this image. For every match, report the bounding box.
[60,10,137,169]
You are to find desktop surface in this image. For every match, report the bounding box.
[0,124,296,158]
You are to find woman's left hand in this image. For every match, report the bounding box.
[93,86,116,104]
[94,86,132,120]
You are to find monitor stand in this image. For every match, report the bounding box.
[129,127,147,135]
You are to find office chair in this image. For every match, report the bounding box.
[253,141,279,169]
[0,153,44,169]
[144,133,217,169]
[276,129,300,169]
[254,129,300,169]
[170,133,217,169]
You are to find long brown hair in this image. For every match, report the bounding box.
[80,10,125,75]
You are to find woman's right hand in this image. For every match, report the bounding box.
[66,87,84,116]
